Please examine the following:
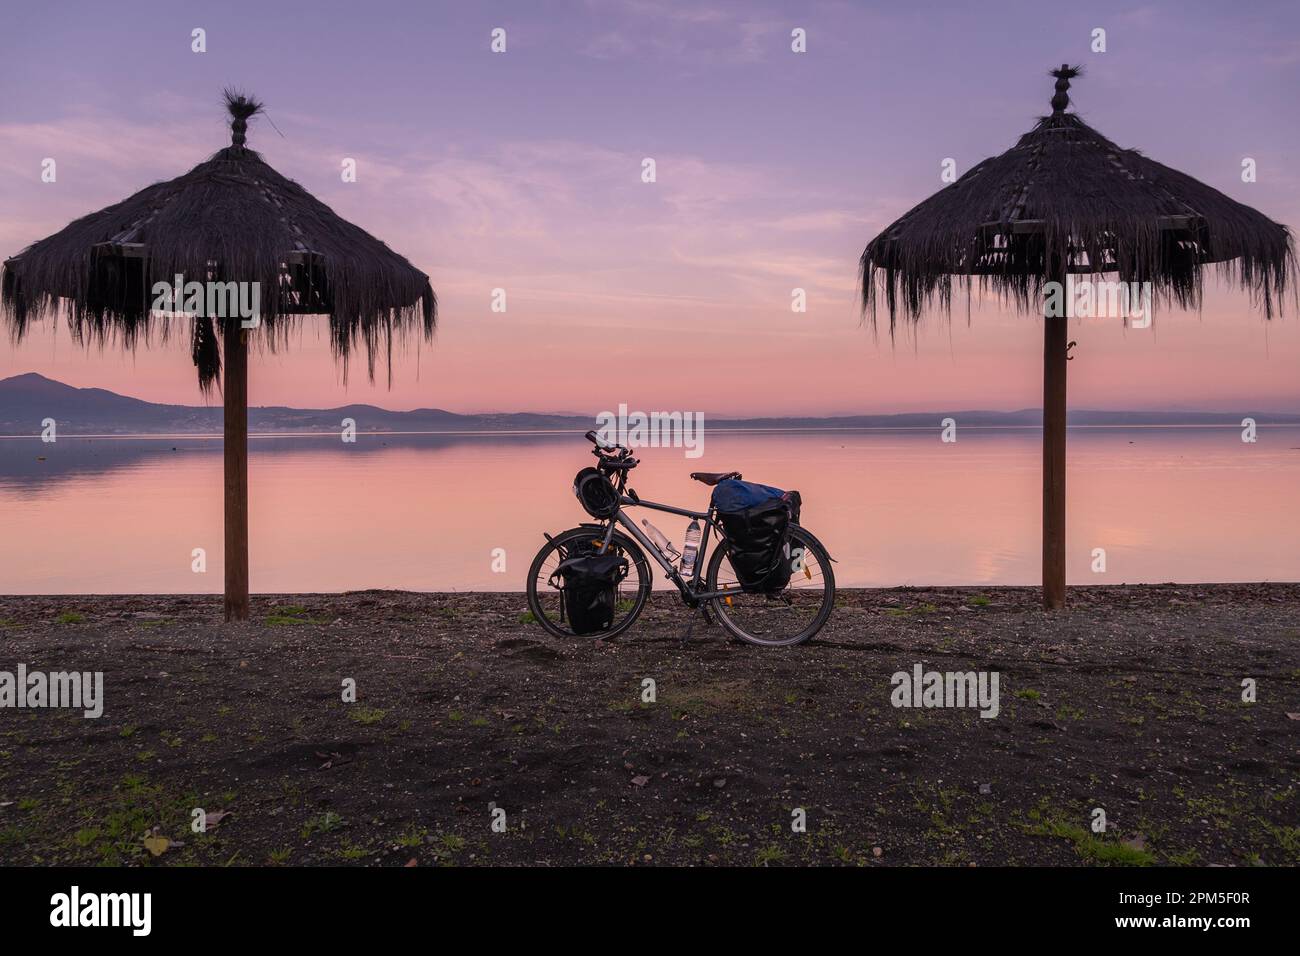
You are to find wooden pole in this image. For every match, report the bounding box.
[1042,311,1068,610]
[223,329,250,621]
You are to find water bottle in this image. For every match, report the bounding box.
[641,519,679,559]
[680,519,701,574]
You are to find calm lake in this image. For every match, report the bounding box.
[2,427,1298,593]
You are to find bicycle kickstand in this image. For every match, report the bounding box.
[681,604,712,644]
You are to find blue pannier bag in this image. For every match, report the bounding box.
[711,479,801,593]
[710,479,787,513]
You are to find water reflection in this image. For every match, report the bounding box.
[1,428,1296,592]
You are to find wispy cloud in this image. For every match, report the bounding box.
[577,0,785,63]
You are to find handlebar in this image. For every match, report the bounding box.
[585,430,638,472]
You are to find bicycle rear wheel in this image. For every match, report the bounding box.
[525,525,652,639]
[705,524,834,647]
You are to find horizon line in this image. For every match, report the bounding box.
[4,372,1300,420]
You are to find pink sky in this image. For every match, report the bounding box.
[1,0,1297,415]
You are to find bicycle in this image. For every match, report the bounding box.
[525,431,836,647]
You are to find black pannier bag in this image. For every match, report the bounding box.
[711,479,800,594]
[552,552,629,635]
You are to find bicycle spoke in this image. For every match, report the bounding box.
[709,530,833,645]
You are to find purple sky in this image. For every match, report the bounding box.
[1,0,1297,414]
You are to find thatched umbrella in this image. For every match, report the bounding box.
[2,92,436,620]
[860,66,1293,609]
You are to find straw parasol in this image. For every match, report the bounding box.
[860,66,1293,609]
[2,91,436,620]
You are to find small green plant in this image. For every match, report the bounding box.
[1026,811,1155,866]
[1014,689,1041,701]
[349,707,386,726]
[969,595,991,607]
[518,611,537,624]
[120,774,150,794]
[1264,823,1300,858]
[337,841,369,860]
[268,847,292,865]
[265,605,327,626]
[55,611,85,625]
[397,828,427,848]
[755,844,786,866]
[301,812,344,839]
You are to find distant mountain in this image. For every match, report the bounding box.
[1,372,1297,435]
[0,373,585,434]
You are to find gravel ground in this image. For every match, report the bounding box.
[0,583,1297,866]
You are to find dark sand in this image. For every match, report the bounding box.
[1,584,1297,866]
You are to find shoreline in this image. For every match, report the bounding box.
[3,582,1299,601]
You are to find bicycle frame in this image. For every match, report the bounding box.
[594,492,740,606]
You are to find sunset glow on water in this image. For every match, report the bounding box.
[4,427,1296,593]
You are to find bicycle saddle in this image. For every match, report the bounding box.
[689,471,742,486]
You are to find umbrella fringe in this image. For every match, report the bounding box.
[1,137,437,391]
[860,112,1295,335]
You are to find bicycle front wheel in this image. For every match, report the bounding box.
[705,524,835,647]
[526,525,652,640]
